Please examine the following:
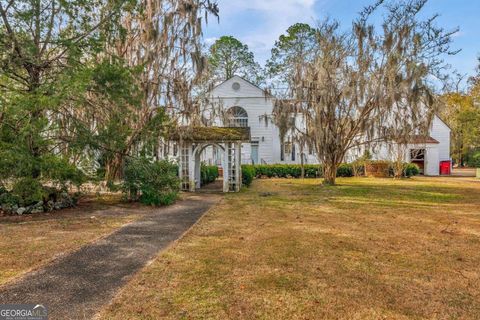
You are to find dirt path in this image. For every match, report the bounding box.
[0,193,220,320]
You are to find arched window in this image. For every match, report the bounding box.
[226,106,248,127]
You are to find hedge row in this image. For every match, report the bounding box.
[200,165,219,185]
[241,163,354,179]
[241,161,419,184]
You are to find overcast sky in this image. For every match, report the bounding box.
[203,0,480,85]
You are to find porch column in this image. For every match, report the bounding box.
[178,142,183,188]
[235,142,242,191]
[222,143,229,193]
[194,150,201,189]
[179,141,191,191]
[188,144,196,192]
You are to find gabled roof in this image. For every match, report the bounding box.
[434,114,452,131]
[208,75,273,98]
[409,135,440,144]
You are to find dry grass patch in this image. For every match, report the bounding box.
[100,177,480,319]
[0,194,153,286]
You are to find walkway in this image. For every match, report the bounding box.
[0,193,220,319]
[197,179,224,193]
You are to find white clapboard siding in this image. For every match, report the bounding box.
[430,115,451,162]
[209,76,278,164]
[191,76,451,175]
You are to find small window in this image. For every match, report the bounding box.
[281,142,292,161]
[291,144,296,161]
[232,82,241,91]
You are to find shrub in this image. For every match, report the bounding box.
[0,192,21,207]
[469,151,480,168]
[351,152,370,177]
[351,161,365,177]
[201,164,219,185]
[403,163,420,177]
[251,164,323,178]
[303,165,323,178]
[365,161,391,177]
[336,163,353,177]
[12,177,45,206]
[123,158,180,206]
[366,160,420,178]
[241,165,255,187]
[465,149,480,167]
[0,179,82,214]
[40,155,85,188]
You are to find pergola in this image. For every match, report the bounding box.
[171,127,251,192]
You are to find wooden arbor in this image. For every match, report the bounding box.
[172,127,250,192]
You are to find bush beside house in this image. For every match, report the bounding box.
[123,158,179,206]
[241,165,255,187]
[200,165,219,186]
[403,163,420,177]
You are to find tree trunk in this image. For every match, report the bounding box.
[105,153,125,182]
[301,158,305,179]
[323,161,337,185]
[392,144,406,179]
[300,149,305,179]
[393,160,403,179]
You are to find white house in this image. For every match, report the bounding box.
[173,76,451,176]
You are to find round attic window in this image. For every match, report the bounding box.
[232,82,240,91]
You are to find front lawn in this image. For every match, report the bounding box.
[101,177,480,319]
[0,195,153,286]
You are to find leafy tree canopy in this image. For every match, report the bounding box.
[0,0,130,186]
[207,36,264,85]
[266,23,316,88]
